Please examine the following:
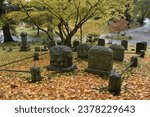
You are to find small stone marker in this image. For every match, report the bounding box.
[33,52,39,61]
[136,42,146,53]
[131,56,138,67]
[98,39,105,46]
[139,50,145,58]
[34,47,41,52]
[30,66,41,83]
[121,40,128,50]
[109,44,125,61]
[7,47,13,52]
[20,32,30,51]
[41,44,48,51]
[85,46,114,76]
[76,44,92,59]
[141,41,147,51]
[108,71,121,95]
[47,45,76,72]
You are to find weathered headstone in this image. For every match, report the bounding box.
[48,41,55,49]
[73,41,80,51]
[136,42,146,53]
[76,44,92,59]
[85,46,114,76]
[33,52,39,61]
[139,50,145,58]
[41,44,48,51]
[30,66,41,83]
[34,47,41,52]
[8,47,13,52]
[20,32,30,51]
[121,40,128,50]
[108,71,121,95]
[131,56,138,67]
[141,41,147,50]
[98,39,105,46]
[109,44,125,61]
[47,45,76,72]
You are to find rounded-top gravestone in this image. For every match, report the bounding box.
[85,46,114,76]
[109,44,125,61]
[76,44,92,59]
[47,45,76,72]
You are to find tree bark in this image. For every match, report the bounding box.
[2,23,14,42]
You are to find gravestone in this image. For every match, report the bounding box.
[141,41,147,51]
[98,39,105,46]
[73,41,80,51]
[7,47,13,52]
[34,47,41,52]
[85,46,114,76]
[47,45,76,72]
[136,42,146,53]
[33,52,39,61]
[30,66,41,83]
[108,71,121,95]
[20,32,30,51]
[121,40,128,50]
[109,44,125,61]
[41,44,48,51]
[76,44,92,59]
[131,56,138,67]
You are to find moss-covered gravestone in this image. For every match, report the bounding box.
[85,46,114,76]
[109,44,125,61]
[76,44,92,59]
[20,32,30,51]
[47,45,76,72]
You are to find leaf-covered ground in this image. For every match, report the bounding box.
[0,44,150,100]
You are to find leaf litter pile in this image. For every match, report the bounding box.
[0,45,150,100]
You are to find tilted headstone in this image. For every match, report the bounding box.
[121,40,128,50]
[34,47,41,52]
[98,39,105,46]
[109,44,125,61]
[76,44,92,59]
[47,45,76,72]
[20,32,30,51]
[136,42,146,53]
[85,46,114,76]
[30,66,41,83]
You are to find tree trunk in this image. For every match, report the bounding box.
[64,38,72,47]
[37,28,40,36]
[80,26,83,44]
[2,23,13,42]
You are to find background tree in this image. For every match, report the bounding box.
[0,0,24,42]
[134,0,150,25]
[20,0,129,46]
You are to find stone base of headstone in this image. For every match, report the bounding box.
[20,45,30,51]
[85,68,115,76]
[47,64,76,72]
